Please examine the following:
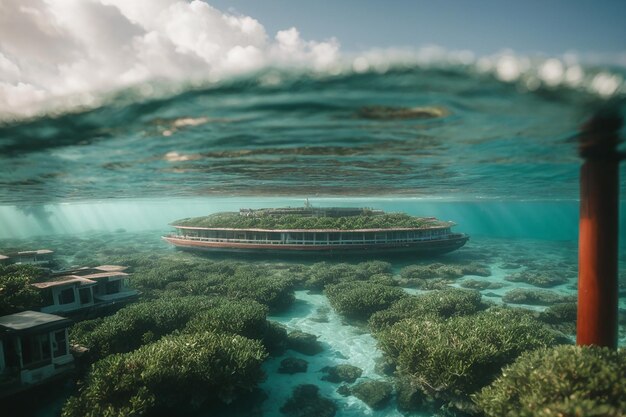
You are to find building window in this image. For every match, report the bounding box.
[52,330,68,358]
[105,280,121,295]
[79,287,92,304]
[58,288,75,305]
[3,339,19,367]
[21,333,51,366]
[289,232,303,241]
[41,290,54,307]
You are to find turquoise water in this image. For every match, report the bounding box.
[1,67,625,203]
[1,64,625,416]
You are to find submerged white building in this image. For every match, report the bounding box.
[0,311,74,397]
[32,265,138,317]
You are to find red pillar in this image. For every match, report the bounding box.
[577,113,621,348]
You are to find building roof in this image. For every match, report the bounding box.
[0,254,8,260]
[52,265,129,277]
[81,271,129,280]
[31,275,96,289]
[16,249,54,255]
[0,311,71,333]
[93,265,128,272]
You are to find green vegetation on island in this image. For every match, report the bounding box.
[172,211,447,230]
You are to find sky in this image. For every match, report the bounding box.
[210,0,626,56]
[0,0,624,119]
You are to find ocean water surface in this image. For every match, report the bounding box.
[1,63,625,416]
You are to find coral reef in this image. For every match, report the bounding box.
[395,378,429,412]
[183,299,269,339]
[503,288,575,306]
[70,296,282,363]
[396,262,490,289]
[369,288,487,333]
[336,385,351,397]
[70,296,221,359]
[400,262,490,281]
[120,257,296,312]
[476,345,626,417]
[505,271,569,288]
[325,281,406,320]
[280,384,337,417]
[367,273,397,286]
[304,261,392,291]
[0,264,43,315]
[376,307,561,410]
[1,233,613,417]
[374,356,396,376]
[460,279,504,291]
[286,330,324,356]
[61,332,267,417]
[278,357,308,374]
[351,380,394,410]
[538,302,577,325]
[537,302,578,335]
[263,321,289,356]
[320,364,363,383]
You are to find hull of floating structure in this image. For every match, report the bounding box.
[162,234,469,256]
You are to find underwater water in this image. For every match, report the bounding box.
[1,63,626,417]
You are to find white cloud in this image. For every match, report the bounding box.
[272,27,340,71]
[0,52,21,82]
[0,0,341,119]
[1,0,622,120]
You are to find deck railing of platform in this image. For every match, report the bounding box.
[169,234,455,245]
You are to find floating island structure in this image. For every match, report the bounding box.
[163,206,469,256]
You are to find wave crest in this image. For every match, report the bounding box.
[0,0,623,122]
